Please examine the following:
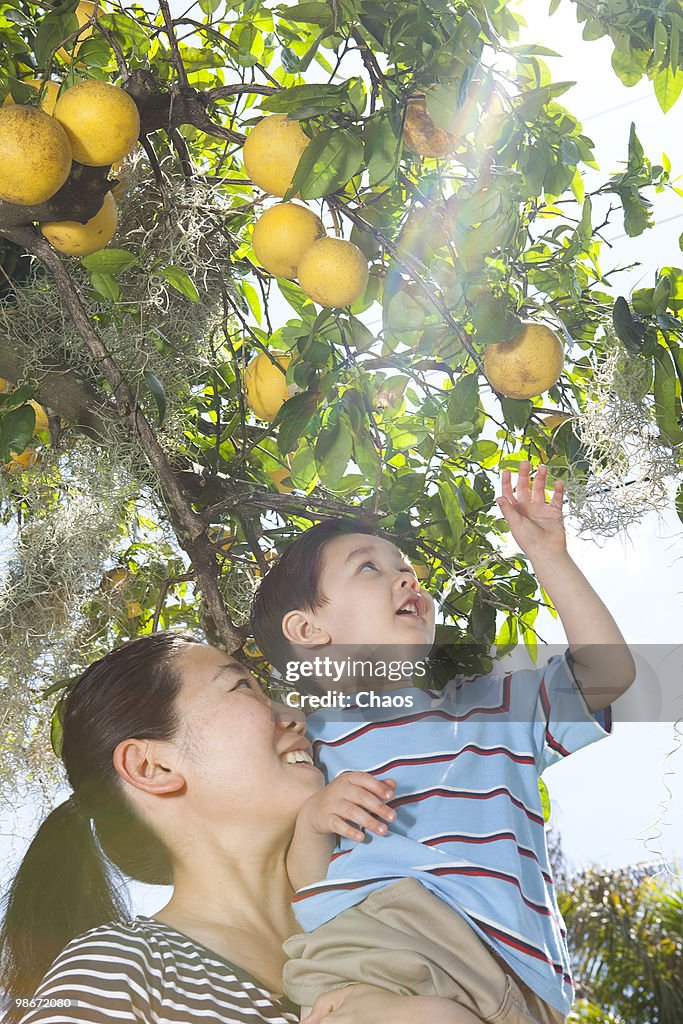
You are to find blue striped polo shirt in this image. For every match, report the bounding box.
[295,653,612,1015]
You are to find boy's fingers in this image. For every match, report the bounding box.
[550,478,565,508]
[339,802,390,835]
[343,772,395,801]
[500,468,514,503]
[515,459,532,502]
[530,463,548,501]
[347,788,396,821]
[330,815,365,842]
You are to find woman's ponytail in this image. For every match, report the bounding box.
[0,796,126,1023]
[0,631,200,1022]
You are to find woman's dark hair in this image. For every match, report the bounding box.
[0,630,201,1021]
[251,516,384,672]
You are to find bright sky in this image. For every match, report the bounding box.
[511,0,683,877]
[2,1,683,906]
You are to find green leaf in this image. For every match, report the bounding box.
[471,593,496,640]
[6,77,41,104]
[612,296,645,353]
[364,114,399,186]
[611,46,649,87]
[290,128,364,200]
[298,28,327,73]
[50,701,64,758]
[538,778,551,822]
[143,370,166,427]
[163,266,200,302]
[494,612,518,657]
[676,480,683,524]
[472,294,522,345]
[437,481,464,548]
[89,272,121,302]
[653,17,668,67]
[315,413,353,483]
[261,82,350,115]
[35,12,77,64]
[447,374,479,425]
[500,397,532,430]
[653,346,683,446]
[0,404,36,460]
[388,473,424,512]
[81,248,139,274]
[281,3,334,26]
[654,66,683,113]
[276,390,318,454]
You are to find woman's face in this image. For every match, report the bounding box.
[169,644,322,835]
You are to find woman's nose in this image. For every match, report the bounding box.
[271,700,306,732]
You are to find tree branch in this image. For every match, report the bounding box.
[0,344,111,442]
[1,224,243,651]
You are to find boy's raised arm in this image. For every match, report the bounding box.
[496,461,636,711]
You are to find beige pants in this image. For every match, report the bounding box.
[283,877,566,1023]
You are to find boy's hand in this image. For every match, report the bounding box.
[298,772,397,842]
[496,460,566,562]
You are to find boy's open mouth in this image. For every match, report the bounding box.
[396,596,423,617]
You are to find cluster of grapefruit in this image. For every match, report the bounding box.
[399,90,566,403]
[0,78,139,256]
[243,113,369,309]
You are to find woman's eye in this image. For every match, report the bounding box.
[234,679,254,690]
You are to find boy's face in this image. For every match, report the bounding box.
[292,532,436,658]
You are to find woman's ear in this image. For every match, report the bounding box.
[113,738,186,797]
[281,609,331,648]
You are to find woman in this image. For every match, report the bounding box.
[0,632,468,1024]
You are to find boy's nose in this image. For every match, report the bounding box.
[398,574,420,592]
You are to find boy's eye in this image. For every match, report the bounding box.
[360,560,378,572]
[233,678,255,691]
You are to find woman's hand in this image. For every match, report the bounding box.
[496,460,566,562]
[300,983,483,1024]
[299,772,397,842]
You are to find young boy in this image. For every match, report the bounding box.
[251,462,635,1024]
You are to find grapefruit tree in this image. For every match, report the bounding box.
[0,0,681,775]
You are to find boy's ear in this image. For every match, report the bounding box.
[282,609,332,648]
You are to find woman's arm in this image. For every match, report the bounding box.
[301,983,482,1023]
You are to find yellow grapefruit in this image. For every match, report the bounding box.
[243,114,309,197]
[54,81,140,166]
[5,449,40,473]
[403,94,458,158]
[252,202,325,279]
[57,1,101,63]
[483,322,564,400]
[29,401,49,432]
[40,191,117,256]
[0,105,72,205]
[297,237,369,308]
[244,352,292,422]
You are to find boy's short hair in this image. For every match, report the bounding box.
[251,517,385,673]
